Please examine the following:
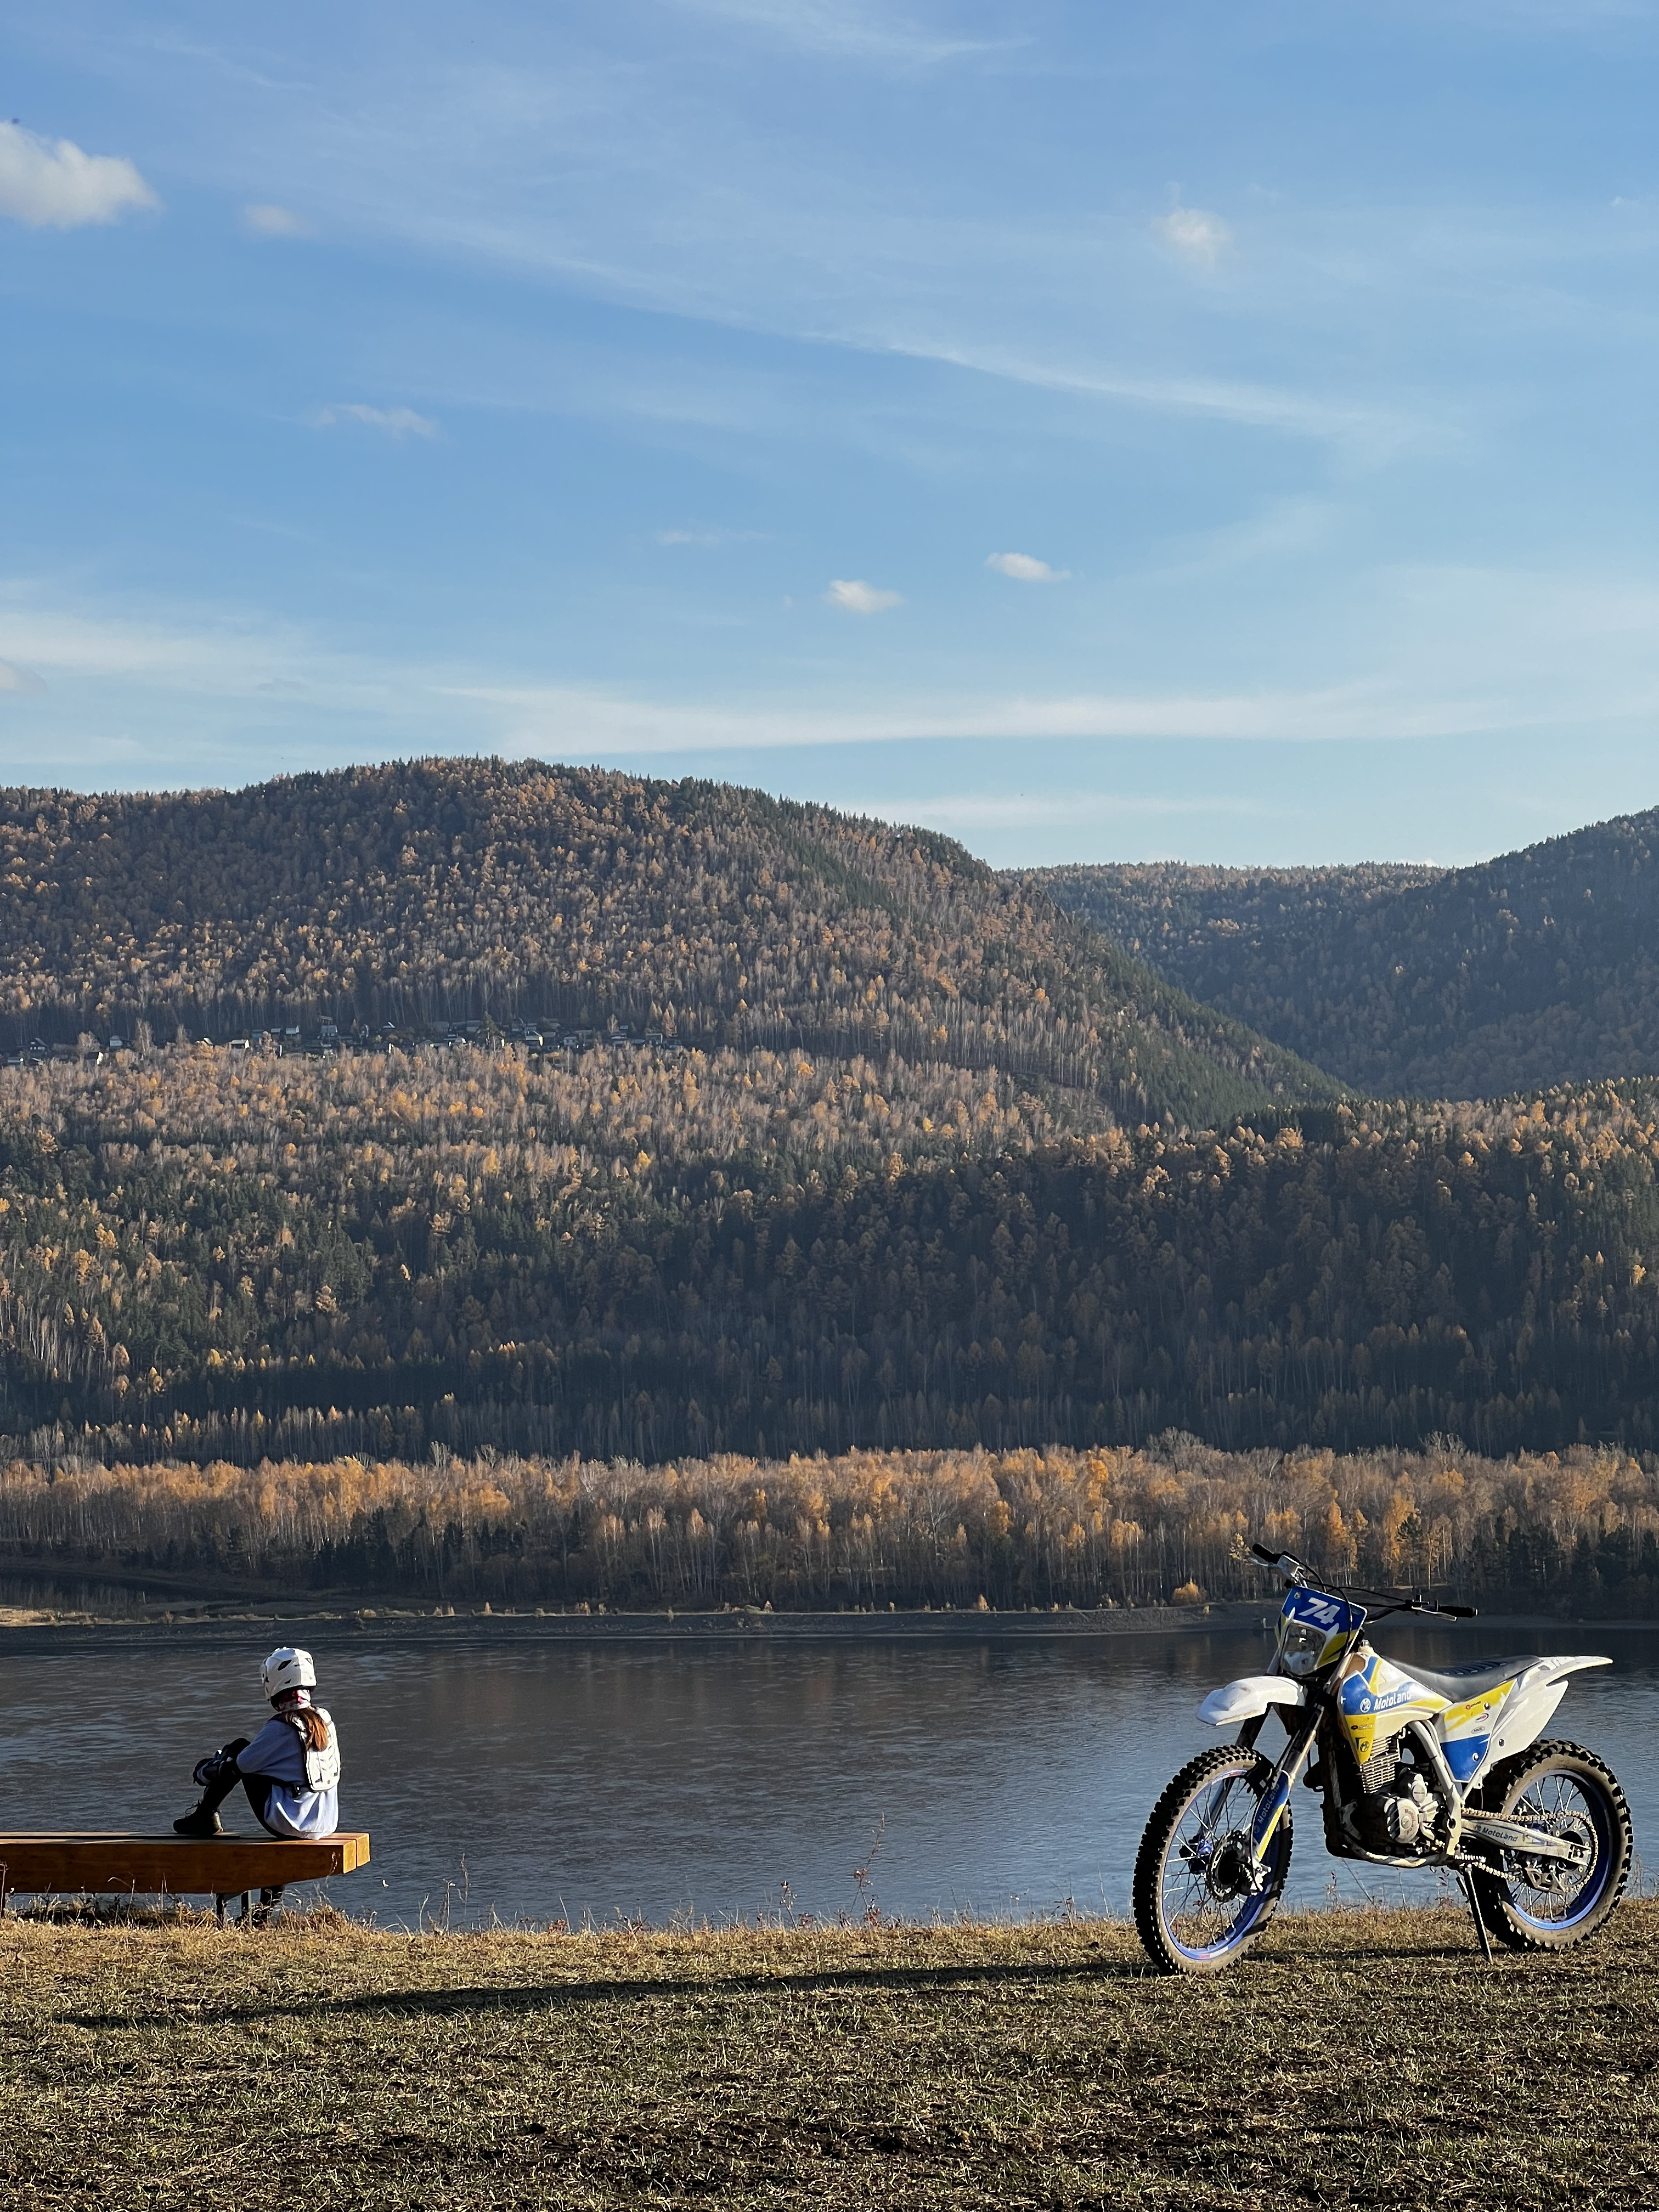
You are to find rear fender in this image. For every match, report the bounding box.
[1198,1675,1306,1728]
[1479,1656,1611,1771]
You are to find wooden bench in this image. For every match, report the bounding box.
[0,1833,371,1925]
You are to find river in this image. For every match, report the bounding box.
[1,1616,1654,1927]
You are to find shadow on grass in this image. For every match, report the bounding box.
[64,1916,1497,2032]
[71,1951,1147,2030]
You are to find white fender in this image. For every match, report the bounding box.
[1198,1675,1307,1728]
[1480,1656,1610,1768]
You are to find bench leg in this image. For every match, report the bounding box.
[237,1890,252,1926]
[215,1894,227,1927]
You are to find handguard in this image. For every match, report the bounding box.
[1198,1675,1306,1727]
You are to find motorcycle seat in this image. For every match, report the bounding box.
[1391,1657,1537,1703]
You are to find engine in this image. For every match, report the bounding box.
[1352,1745,1447,1855]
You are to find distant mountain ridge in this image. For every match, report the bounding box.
[0,759,1335,1127]
[1036,807,1659,1099]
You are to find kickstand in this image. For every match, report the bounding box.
[1459,1866,1494,1965]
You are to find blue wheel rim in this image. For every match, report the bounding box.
[1501,1769,1617,1932]
[1160,1765,1288,1961]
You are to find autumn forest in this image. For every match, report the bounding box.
[4,760,1659,1610]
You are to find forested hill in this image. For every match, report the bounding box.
[4,1047,1659,1469]
[1035,805,1659,1101]
[0,760,1333,1128]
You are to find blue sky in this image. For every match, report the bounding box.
[2,1,1657,867]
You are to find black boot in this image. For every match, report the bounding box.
[173,1740,249,1837]
[172,1803,225,1838]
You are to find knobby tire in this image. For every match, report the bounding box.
[1133,1743,1292,1977]
[1470,1737,1631,1951]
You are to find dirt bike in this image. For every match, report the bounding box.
[1133,1542,1633,1974]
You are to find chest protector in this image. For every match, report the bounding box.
[280,1705,342,1795]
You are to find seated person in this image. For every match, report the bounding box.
[174,1646,343,1911]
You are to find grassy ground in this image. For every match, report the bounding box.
[2,1902,1656,2210]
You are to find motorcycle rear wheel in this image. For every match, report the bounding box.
[1133,1744,1292,1976]
[1470,1739,1631,1951]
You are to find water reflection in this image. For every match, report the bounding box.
[0,1617,1650,1928]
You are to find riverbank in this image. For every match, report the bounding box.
[3,1594,1649,1661]
[4,1903,1654,2209]
[0,1598,1276,1655]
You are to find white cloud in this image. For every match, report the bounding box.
[0,658,47,696]
[307,403,438,439]
[0,123,158,230]
[243,202,312,238]
[826,578,902,614]
[986,552,1068,583]
[1154,205,1232,270]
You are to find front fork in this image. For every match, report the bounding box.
[1245,1708,1322,1869]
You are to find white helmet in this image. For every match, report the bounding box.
[261,1646,317,1701]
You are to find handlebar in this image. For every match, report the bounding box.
[1249,1543,1301,1578]
[1244,1539,1476,1619]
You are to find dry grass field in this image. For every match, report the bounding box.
[2,1901,1656,2209]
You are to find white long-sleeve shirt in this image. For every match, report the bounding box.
[235,1714,341,1840]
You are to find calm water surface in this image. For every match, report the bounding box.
[2,1618,1655,1926]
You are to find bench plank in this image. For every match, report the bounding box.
[0,1832,370,1896]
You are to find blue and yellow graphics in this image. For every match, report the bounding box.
[1338,1654,1449,1765]
[1276,1585,1367,1676]
[1336,1652,1513,1780]
[1435,1680,1516,1782]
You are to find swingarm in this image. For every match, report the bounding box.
[1461,1812,1592,1869]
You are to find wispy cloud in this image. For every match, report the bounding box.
[1152,498,1338,581]
[826,578,902,614]
[986,552,1068,582]
[893,792,1267,830]
[0,123,158,229]
[905,340,1429,458]
[242,202,312,238]
[111,41,1430,462]
[306,403,438,439]
[456,678,1544,753]
[665,0,1007,64]
[656,527,768,547]
[0,590,315,692]
[1154,204,1232,270]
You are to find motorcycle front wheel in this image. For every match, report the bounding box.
[1470,1739,1632,1951]
[1133,1744,1292,1975]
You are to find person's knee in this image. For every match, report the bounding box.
[193,1736,251,1790]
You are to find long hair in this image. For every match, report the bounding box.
[275,1689,330,1750]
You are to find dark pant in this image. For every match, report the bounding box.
[195,1750,283,1837]
[240,1773,280,1835]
